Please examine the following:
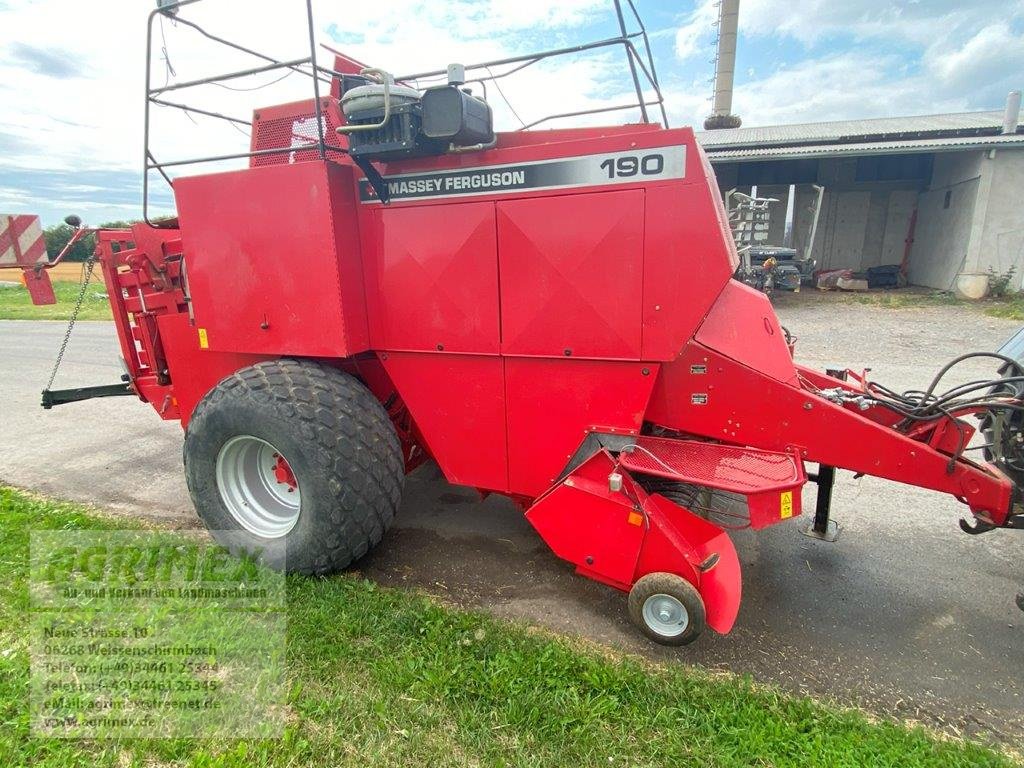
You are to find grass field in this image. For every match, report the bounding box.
[0,486,1017,768]
[0,280,113,321]
[4,279,1024,325]
[817,288,1024,320]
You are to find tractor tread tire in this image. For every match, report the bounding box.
[184,359,404,575]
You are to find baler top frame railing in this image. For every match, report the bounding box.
[389,0,667,131]
[142,0,667,226]
[143,0,345,226]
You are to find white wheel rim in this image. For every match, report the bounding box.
[215,435,300,539]
[642,593,689,637]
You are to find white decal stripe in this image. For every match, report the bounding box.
[359,145,687,204]
[18,218,46,263]
[0,215,45,265]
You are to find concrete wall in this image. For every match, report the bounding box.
[907,152,983,290]
[971,150,1024,291]
[721,171,920,273]
[909,150,1024,293]
[800,158,922,272]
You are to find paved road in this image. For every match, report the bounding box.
[1,301,1022,745]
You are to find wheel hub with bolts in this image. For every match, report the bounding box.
[642,593,689,637]
[215,435,301,539]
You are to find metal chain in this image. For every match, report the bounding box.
[45,255,97,391]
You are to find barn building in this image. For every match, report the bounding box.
[698,94,1024,297]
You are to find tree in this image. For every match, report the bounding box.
[43,220,138,262]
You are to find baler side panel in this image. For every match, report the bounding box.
[496,190,644,360]
[640,181,738,361]
[694,279,798,385]
[327,164,372,352]
[699,142,740,273]
[505,358,658,497]
[380,352,509,492]
[364,201,500,353]
[157,313,271,426]
[176,162,368,358]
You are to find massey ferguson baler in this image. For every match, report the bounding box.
[7,1,1024,645]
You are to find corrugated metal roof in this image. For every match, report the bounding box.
[696,110,1020,152]
[705,133,1024,162]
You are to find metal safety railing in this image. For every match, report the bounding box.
[143,0,351,226]
[143,0,667,227]
[393,0,667,130]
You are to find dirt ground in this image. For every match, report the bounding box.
[0,291,1022,746]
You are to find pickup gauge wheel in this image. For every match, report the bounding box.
[628,572,706,646]
[184,359,404,575]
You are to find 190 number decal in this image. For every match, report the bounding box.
[599,153,665,178]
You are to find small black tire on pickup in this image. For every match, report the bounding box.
[183,358,404,575]
[628,572,706,646]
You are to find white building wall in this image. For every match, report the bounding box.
[907,152,983,290]
[970,150,1024,291]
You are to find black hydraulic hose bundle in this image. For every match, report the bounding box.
[866,352,1024,421]
[862,352,1024,471]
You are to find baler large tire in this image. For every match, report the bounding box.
[183,359,404,575]
[628,572,706,646]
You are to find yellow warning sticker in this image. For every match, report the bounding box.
[780,490,793,519]
[198,328,209,349]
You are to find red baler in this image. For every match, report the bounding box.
[9,1,1022,644]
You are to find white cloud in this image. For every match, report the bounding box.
[674,0,718,61]
[730,53,964,127]
[676,0,1024,126]
[923,22,1024,101]
[0,0,641,184]
[737,0,1024,48]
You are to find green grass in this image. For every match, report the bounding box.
[823,288,1024,320]
[836,290,962,310]
[0,281,112,321]
[0,486,1017,768]
[983,295,1024,321]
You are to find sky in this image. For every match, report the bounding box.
[0,0,1022,226]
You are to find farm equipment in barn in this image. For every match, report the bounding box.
[5,0,1024,645]
[727,189,820,295]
